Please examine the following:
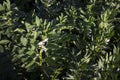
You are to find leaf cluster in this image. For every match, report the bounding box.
[0,0,120,80]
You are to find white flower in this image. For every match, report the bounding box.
[2,18,8,22]
[38,42,45,48]
[105,38,110,44]
[43,38,49,43]
[38,38,48,51]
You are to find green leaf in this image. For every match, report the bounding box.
[25,22,31,32]
[36,16,40,26]
[0,45,4,53]
[6,0,11,10]
[0,4,4,11]
[25,61,35,71]
[31,45,35,51]
[20,36,28,46]
[14,28,26,33]
[46,22,50,31]
[26,51,34,56]
[33,31,37,41]
[0,40,10,44]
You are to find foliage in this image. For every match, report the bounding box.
[0,0,120,80]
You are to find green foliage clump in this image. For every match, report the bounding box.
[0,0,120,80]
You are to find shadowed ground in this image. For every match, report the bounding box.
[0,52,16,80]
